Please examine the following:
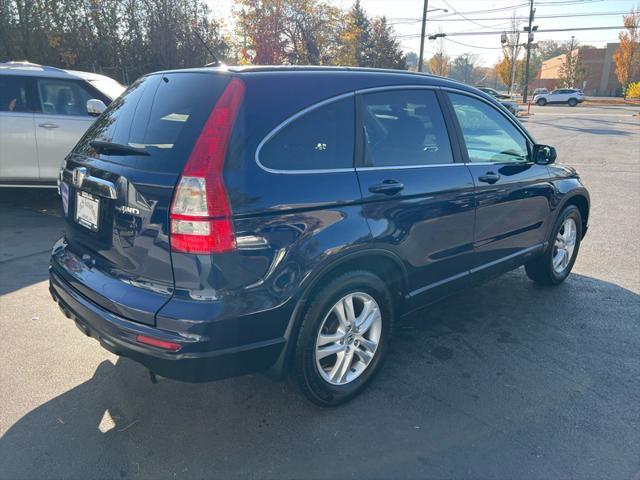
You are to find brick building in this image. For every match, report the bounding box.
[530,43,638,96]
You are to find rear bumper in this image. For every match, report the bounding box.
[49,268,285,382]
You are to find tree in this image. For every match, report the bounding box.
[449,53,479,84]
[428,37,449,77]
[236,0,288,65]
[613,9,640,97]
[368,16,406,69]
[558,40,586,88]
[336,0,373,66]
[500,15,523,94]
[405,51,419,71]
[281,0,344,65]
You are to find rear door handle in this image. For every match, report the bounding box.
[478,172,500,184]
[368,180,404,195]
[38,123,59,129]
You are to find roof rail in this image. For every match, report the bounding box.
[0,61,66,73]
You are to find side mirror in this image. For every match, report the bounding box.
[86,99,107,117]
[534,144,557,165]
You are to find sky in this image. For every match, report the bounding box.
[207,0,638,66]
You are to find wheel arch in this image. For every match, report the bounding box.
[556,190,590,239]
[267,249,408,377]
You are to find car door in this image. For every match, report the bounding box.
[0,75,39,182]
[355,87,476,305]
[446,91,554,271]
[34,77,97,181]
[552,89,568,103]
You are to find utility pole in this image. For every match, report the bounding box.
[509,29,520,96]
[522,0,535,103]
[568,35,576,87]
[418,3,448,72]
[418,0,429,72]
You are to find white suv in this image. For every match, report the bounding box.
[0,62,125,187]
[533,88,584,107]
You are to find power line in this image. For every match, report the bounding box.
[441,0,506,30]
[399,25,633,39]
[536,0,604,4]
[427,2,531,19]
[387,10,630,25]
[443,37,504,50]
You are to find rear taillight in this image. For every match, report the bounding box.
[170,77,244,254]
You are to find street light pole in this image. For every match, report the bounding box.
[418,0,429,72]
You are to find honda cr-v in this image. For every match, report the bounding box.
[50,67,590,406]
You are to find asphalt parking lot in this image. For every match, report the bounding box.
[1,104,639,480]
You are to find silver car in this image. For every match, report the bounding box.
[0,61,125,187]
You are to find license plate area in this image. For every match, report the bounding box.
[75,191,100,231]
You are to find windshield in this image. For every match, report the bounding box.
[88,78,126,100]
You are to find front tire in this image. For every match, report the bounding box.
[568,98,578,107]
[537,98,547,106]
[525,205,582,285]
[293,271,394,407]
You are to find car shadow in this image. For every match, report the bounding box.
[0,189,63,295]
[520,120,634,137]
[1,271,639,479]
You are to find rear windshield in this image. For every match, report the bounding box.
[74,72,229,173]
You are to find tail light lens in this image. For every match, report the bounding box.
[136,334,181,352]
[170,77,245,254]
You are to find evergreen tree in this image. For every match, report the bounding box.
[337,0,373,67]
[369,16,406,69]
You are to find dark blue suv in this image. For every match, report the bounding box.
[49,67,590,406]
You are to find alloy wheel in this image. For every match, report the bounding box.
[314,292,382,386]
[552,217,577,273]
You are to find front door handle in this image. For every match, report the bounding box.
[368,180,404,195]
[38,123,59,129]
[478,172,500,184]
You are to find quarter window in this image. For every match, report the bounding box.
[360,89,453,167]
[0,76,29,112]
[259,97,355,171]
[37,79,94,116]
[449,93,529,164]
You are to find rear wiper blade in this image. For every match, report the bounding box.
[90,140,150,156]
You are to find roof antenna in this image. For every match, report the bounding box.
[193,30,219,67]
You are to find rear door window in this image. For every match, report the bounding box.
[360,89,454,167]
[74,73,229,172]
[258,96,355,172]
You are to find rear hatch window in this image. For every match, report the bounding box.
[57,72,231,325]
[74,72,230,173]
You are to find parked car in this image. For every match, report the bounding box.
[533,88,584,106]
[49,67,590,406]
[475,86,521,115]
[0,61,125,187]
[497,100,522,116]
[476,86,511,100]
[533,87,549,96]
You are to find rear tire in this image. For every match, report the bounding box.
[568,98,578,107]
[537,98,547,106]
[525,205,582,286]
[293,271,394,407]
